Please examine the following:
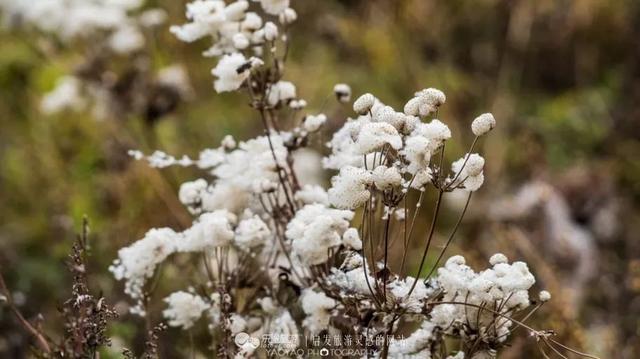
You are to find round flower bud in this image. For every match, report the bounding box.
[538,290,551,302]
[333,83,352,103]
[471,113,496,136]
[353,93,375,115]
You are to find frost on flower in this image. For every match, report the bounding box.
[234,213,271,250]
[178,210,236,252]
[342,227,362,250]
[287,204,354,265]
[109,228,178,303]
[471,113,496,136]
[267,81,296,107]
[387,321,436,358]
[356,122,403,154]
[302,113,327,132]
[212,53,260,93]
[432,255,536,342]
[300,289,336,334]
[353,93,376,115]
[328,166,373,209]
[404,88,446,117]
[333,83,351,103]
[256,0,290,15]
[163,291,210,329]
[294,184,329,206]
[449,153,485,191]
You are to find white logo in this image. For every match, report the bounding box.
[234,332,260,349]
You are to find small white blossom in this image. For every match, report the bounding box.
[333,83,352,103]
[342,228,362,250]
[303,114,327,132]
[539,290,551,302]
[471,113,496,136]
[163,291,209,329]
[353,93,376,115]
[328,166,373,209]
[356,122,403,154]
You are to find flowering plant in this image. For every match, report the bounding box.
[100,1,597,358]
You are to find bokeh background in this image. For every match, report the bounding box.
[1,0,639,357]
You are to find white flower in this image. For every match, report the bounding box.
[489,253,508,265]
[179,210,236,252]
[434,254,536,340]
[232,33,250,49]
[211,53,253,93]
[179,179,208,211]
[405,88,446,117]
[110,228,178,302]
[267,81,296,106]
[300,289,336,334]
[471,113,496,136]
[294,185,329,206]
[279,8,297,24]
[235,214,271,250]
[333,83,352,103]
[539,290,551,302]
[328,166,372,209]
[353,93,376,115]
[372,165,402,190]
[303,114,327,132]
[450,153,485,191]
[263,21,278,41]
[356,122,403,154]
[287,204,354,265]
[163,291,210,329]
[342,228,362,250]
[256,0,290,15]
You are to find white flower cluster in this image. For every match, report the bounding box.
[286,204,354,265]
[431,254,536,341]
[0,0,160,54]
[163,291,210,329]
[110,210,253,313]
[324,90,491,210]
[107,1,556,357]
[300,289,336,334]
[171,0,297,93]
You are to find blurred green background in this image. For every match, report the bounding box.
[1,0,639,357]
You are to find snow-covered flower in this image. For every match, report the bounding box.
[334,83,352,103]
[539,290,551,302]
[302,114,327,132]
[356,122,403,154]
[471,113,496,136]
[287,204,353,265]
[163,291,210,329]
[110,228,178,303]
[212,53,261,93]
[267,81,296,106]
[234,214,271,250]
[353,93,376,115]
[372,165,402,190]
[342,228,362,250]
[328,166,373,209]
[256,0,290,15]
[404,88,446,117]
[300,289,336,334]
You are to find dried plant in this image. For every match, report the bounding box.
[1,218,117,358]
[107,1,600,358]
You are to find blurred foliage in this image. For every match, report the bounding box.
[1,0,639,357]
